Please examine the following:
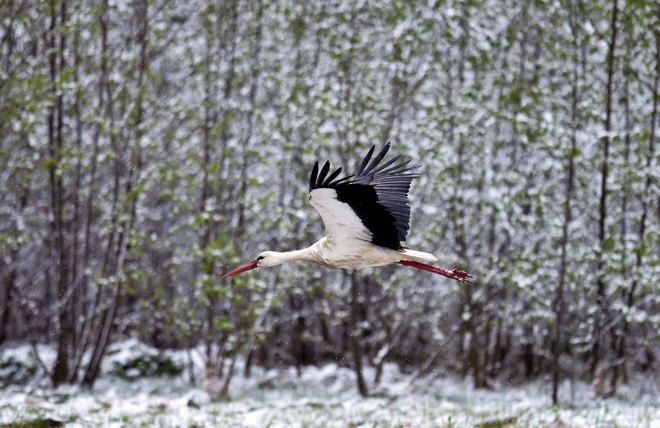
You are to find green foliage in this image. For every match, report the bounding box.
[0,356,38,387]
[110,354,182,380]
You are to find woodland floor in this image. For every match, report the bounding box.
[1,340,658,427]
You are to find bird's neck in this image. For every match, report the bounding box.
[274,247,318,265]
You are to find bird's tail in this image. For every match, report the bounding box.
[400,249,437,263]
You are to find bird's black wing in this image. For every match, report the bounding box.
[309,143,419,250]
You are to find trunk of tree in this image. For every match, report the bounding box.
[199,0,217,376]
[350,272,369,397]
[465,316,484,388]
[552,2,581,404]
[609,33,633,395]
[50,0,72,388]
[0,263,16,344]
[68,8,84,382]
[523,326,534,379]
[591,0,618,382]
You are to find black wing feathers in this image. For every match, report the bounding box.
[310,160,346,192]
[323,165,343,187]
[355,145,376,177]
[309,142,419,250]
[309,162,319,192]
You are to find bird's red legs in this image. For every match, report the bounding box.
[398,261,473,284]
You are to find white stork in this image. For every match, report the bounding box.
[223,143,472,284]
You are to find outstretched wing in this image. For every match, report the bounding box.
[308,143,419,250]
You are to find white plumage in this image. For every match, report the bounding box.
[309,188,371,248]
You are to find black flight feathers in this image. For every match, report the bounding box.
[309,143,418,192]
[309,143,420,250]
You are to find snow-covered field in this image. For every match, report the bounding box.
[1,340,658,427]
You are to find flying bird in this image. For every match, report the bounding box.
[223,143,472,283]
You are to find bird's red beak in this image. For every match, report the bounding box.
[222,259,258,278]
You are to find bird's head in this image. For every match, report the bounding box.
[222,251,283,278]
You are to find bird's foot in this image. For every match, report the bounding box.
[445,265,473,284]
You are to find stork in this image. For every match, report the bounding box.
[223,143,472,283]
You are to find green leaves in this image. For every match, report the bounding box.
[0,0,658,394]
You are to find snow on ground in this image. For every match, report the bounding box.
[1,340,658,427]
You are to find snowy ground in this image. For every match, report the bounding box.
[1,340,658,427]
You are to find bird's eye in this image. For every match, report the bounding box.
[256,255,265,262]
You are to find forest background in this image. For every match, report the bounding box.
[1,0,658,404]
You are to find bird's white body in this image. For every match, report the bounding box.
[258,237,437,270]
